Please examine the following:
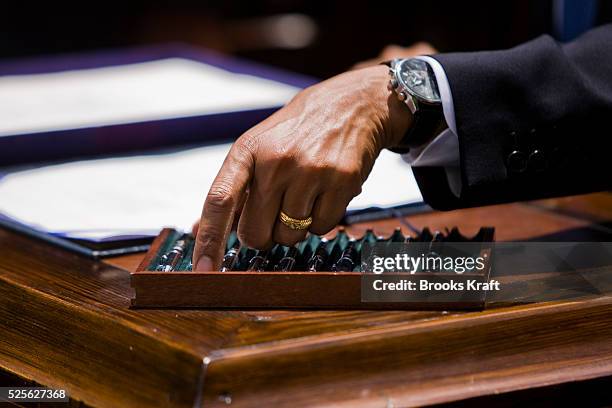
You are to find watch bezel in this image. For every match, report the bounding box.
[393,58,442,105]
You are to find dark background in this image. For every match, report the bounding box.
[1,1,611,78]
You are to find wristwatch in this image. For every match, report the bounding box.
[383,58,446,153]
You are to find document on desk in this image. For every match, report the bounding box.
[0,144,423,241]
[0,58,300,137]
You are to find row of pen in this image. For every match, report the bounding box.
[152,227,484,272]
[151,226,494,272]
[216,226,471,272]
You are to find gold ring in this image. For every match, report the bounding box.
[279,211,313,231]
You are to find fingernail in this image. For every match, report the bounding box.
[196,256,213,271]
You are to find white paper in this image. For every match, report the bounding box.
[0,145,422,240]
[0,58,300,137]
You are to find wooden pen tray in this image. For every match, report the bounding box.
[131,226,495,309]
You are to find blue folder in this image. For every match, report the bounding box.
[0,43,317,165]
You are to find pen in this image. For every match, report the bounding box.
[428,230,444,255]
[220,240,241,272]
[269,245,286,269]
[247,250,270,271]
[333,239,358,272]
[297,236,316,270]
[307,239,329,272]
[156,239,187,272]
[426,231,444,272]
[389,227,405,242]
[276,247,299,271]
[359,228,377,252]
[236,248,257,270]
[328,228,347,267]
[418,227,433,242]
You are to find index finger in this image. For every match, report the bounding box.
[193,142,254,270]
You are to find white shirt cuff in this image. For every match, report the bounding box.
[405,128,459,167]
[416,55,458,135]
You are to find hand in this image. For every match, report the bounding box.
[193,65,412,270]
[351,42,437,70]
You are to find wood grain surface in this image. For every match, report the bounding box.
[1,193,611,407]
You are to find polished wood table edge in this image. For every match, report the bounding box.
[378,358,612,408]
[317,358,612,408]
[198,296,612,406]
[526,192,612,225]
[208,296,612,358]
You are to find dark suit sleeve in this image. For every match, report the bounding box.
[412,23,612,210]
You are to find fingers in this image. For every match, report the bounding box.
[237,177,283,250]
[231,189,248,230]
[273,181,319,246]
[309,191,351,236]
[191,190,246,238]
[192,218,200,237]
[193,142,253,271]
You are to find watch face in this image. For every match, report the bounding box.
[397,59,441,103]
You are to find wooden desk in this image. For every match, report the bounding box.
[1,193,612,407]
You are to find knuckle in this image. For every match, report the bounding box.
[307,160,333,173]
[310,203,348,235]
[272,152,293,169]
[206,182,235,210]
[259,148,293,172]
[237,227,272,250]
[293,86,314,101]
[309,222,335,236]
[349,183,363,198]
[297,158,336,177]
[195,228,222,252]
[335,165,363,186]
[235,134,258,156]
